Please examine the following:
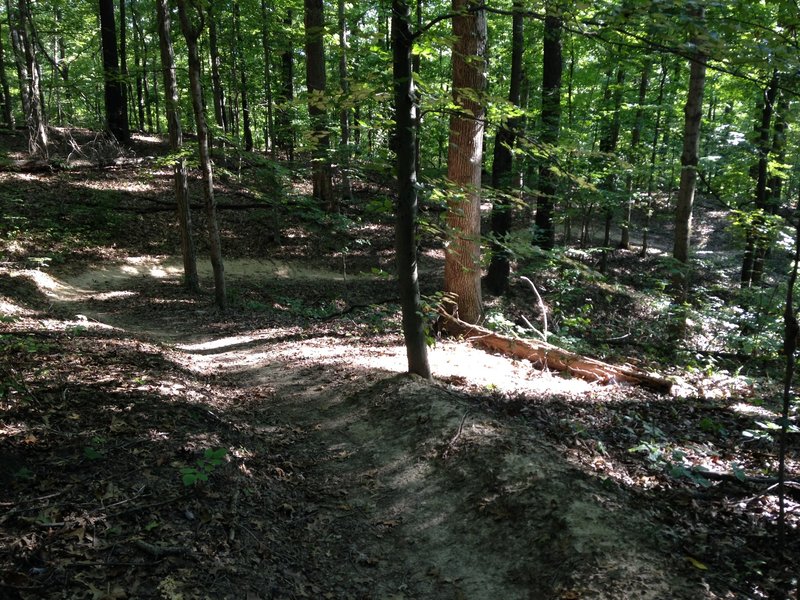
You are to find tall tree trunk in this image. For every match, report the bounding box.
[6,0,31,120]
[233,0,253,151]
[11,0,48,156]
[742,72,779,288]
[672,7,707,301]
[260,0,275,154]
[207,4,227,133]
[444,0,486,324]
[485,0,523,296]
[99,0,129,142]
[304,0,335,211]
[338,0,352,201]
[641,58,669,257]
[118,0,130,131]
[392,0,431,379]
[176,0,227,311]
[156,0,199,293]
[598,66,625,274]
[0,20,14,128]
[620,61,650,250]
[534,3,563,250]
[131,3,146,132]
[276,10,294,161]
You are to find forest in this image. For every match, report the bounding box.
[0,0,799,597]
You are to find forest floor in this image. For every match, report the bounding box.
[0,130,798,599]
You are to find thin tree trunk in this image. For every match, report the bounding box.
[234,0,253,151]
[672,7,707,301]
[156,0,199,293]
[338,0,352,201]
[12,0,48,156]
[131,3,146,131]
[304,0,335,211]
[207,4,227,133]
[118,0,130,131]
[276,10,294,161]
[598,66,625,275]
[392,0,431,379]
[176,0,227,311]
[620,61,650,250]
[641,58,668,257]
[485,0,523,296]
[0,20,14,127]
[534,3,563,250]
[443,0,486,324]
[260,0,275,155]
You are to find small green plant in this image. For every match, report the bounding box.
[180,448,227,487]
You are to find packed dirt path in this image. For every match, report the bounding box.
[3,258,709,599]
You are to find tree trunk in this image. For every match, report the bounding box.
[276,10,294,161]
[130,3,146,132]
[598,66,625,274]
[304,0,335,211]
[99,0,129,142]
[11,0,48,156]
[0,20,14,128]
[672,8,707,300]
[338,0,352,201]
[233,0,253,152]
[444,0,486,324]
[485,0,524,296]
[207,4,227,133]
[641,58,668,257]
[742,72,779,288]
[118,0,130,131]
[156,0,199,293]
[391,0,431,379]
[620,61,650,250]
[260,0,275,154]
[6,0,31,120]
[534,4,563,250]
[176,0,227,311]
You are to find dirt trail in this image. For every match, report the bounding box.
[11,259,704,598]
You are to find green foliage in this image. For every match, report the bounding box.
[180,448,227,487]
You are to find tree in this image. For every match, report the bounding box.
[176,0,227,311]
[234,0,253,152]
[207,3,227,134]
[443,0,487,324]
[485,0,524,296]
[275,9,295,161]
[99,0,129,143]
[392,0,431,379]
[156,0,198,293]
[533,2,563,250]
[0,19,14,128]
[672,5,707,299]
[304,0,335,211]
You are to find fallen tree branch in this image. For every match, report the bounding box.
[438,311,673,393]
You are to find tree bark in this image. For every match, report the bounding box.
[176,0,227,311]
[338,0,352,201]
[11,0,48,156]
[439,312,673,392]
[0,19,14,128]
[130,3,146,132]
[234,0,253,152]
[620,61,650,250]
[260,0,275,154]
[485,0,524,296]
[276,10,294,161]
[156,0,199,293]
[118,0,130,131]
[444,0,486,324]
[304,0,335,211]
[99,0,129,143]
[207,4,227,133]
[598,66,625,274]
[534,4,563,250]
[392,0,431,379]
[672,7,706,300]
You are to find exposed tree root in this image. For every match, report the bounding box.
[439,311,673,393]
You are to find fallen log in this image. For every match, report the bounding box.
[438,312,673,393]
